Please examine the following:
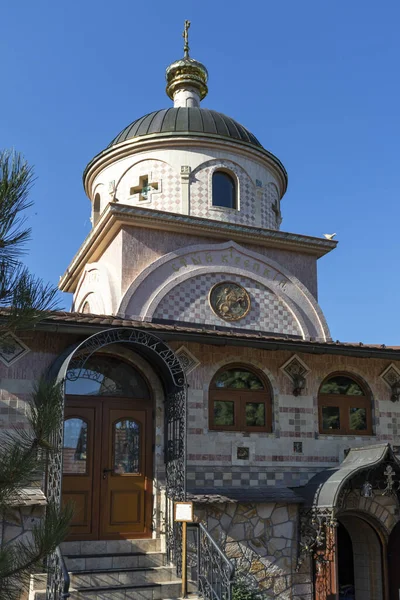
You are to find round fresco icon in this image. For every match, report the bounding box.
[209,282,251,322]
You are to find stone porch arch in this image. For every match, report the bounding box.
[297,444,400,600]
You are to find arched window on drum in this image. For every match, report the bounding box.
[212,171,237,209]
[92,193,101,226]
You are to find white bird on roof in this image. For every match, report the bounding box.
[323,233,337,240]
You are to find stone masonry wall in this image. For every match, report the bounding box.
[194,502,310,600]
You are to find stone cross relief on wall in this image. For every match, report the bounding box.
[130,174,159,202]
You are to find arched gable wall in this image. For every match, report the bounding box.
[118,241,331,341]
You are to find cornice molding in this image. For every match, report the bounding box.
[59,204,337,293]
[83,133,288,199]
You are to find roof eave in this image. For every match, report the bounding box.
[59,203,337,293]
[30,315,400,361]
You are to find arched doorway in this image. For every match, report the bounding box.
[62,355,153,540]
[46,328,186,550]
[298,444,400,600]
[338,515,384,600]
[388,521,400,600]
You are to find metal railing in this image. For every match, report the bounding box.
[188,523,235,600]
[46,546,70,600]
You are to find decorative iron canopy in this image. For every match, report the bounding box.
[49,327,185,394]
[298,443,400,509]
[296,444,400,572]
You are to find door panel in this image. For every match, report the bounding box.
[100,405,152,538]
[62,404,101,539]
[62,397,153,540]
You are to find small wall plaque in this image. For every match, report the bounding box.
[174,501,194,522]
[293,442,303,454]
[237,446,250,460]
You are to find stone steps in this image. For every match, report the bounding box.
[34,580,183,599]
[70,565,175,587]
[31,537,201,600]
[65,550,166,570]
[61,538,161,555]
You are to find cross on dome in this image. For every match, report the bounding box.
[165,20,208,108]
[183,20,190,58]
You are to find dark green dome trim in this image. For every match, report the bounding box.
[108,108,262,149]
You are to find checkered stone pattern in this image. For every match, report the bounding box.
[153,273,301,335]
[379,412,400,441]
[187,466,316,488]
[279,407,314,438]
[262,182,280,229]
[118,159,181,212]
[190,159,262,227]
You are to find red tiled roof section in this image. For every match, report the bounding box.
[22,309,398,352]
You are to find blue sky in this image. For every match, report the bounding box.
[1,1,399,344]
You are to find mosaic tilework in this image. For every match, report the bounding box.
[153,273,301,335]
[176,345,200,374]
[187,465,318,488]
[262,182,280,229]
[0,332,30,366]
[279,407,315,438]
[379,411,400,439]
[118,159,181,212]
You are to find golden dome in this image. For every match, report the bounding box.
[165,20,208,102]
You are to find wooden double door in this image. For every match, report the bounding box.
[62,396,153,540]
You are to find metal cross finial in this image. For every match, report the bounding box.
[183,20,190,57]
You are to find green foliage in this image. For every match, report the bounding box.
[0,149,33,262]
[215,369,264,390]
[214,400,234,426]
[0,149,60,334]
[232,579,262,600]
[320,376,363,396]
[0,502,72,600]
[0,150,69,599]
[0,379,73,600]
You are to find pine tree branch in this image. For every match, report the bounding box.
[0,262,60,333]
[0,149,61,332]
[0,502,73,600]
[0,379,63,510]
[0,149,34,263]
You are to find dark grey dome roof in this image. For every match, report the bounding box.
[108,108,262,149]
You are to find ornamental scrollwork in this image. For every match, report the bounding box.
[66,328,185,389]
[296,507,337,572]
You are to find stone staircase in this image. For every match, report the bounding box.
[31,538,199,599]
